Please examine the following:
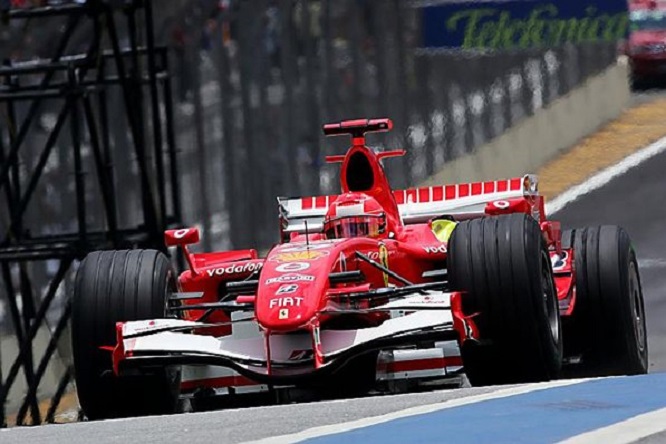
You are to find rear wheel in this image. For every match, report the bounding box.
[562,226,648,376]
[72,249,181,420]
[448,213,562,386]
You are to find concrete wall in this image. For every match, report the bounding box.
[422,61,631,186]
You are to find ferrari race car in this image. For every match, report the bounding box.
[71,118,648,419]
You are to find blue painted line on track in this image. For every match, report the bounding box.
[303,373,666,444]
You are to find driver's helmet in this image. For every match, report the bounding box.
[324,193,386,239]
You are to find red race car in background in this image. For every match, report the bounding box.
[70,118,648,420]
[627,0,666,86]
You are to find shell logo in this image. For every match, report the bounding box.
[271,250,330,262]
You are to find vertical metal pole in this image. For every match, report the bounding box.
[126,2,159,245]
[416,56,434,179]
[161,50,182,226]
[321,0,334,121]
[320,1,338,194]
[0,76,17,229]
[126,4,145,151]
[0,332,4,428]
[6,77,20,236]
[68,66,87,247]
[237,0,258,247]
[394,0,412,187]
[278,0,297,195]
[256,0,274,247]
[371,5,392,179]
[372,5,389,122]
[191,28,212,251]
[0,0,8,320]
[300,0,321,195]
[349,0,363,118]
[105,6,159,243]
[95,56,120,245]
[216,13,239,248]
[143,0,167,231]
[96,57,111,164]
[0,126,15,224]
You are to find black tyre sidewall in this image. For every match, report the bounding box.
[72,249,180,419]
[564,226,648,376]
[449,214,562,386]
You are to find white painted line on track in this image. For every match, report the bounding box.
[546,133,666,215]
[245,378,591,444]
[559,406,666,444]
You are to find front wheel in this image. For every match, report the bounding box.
[71,249,181,420]
[448,214,562,386]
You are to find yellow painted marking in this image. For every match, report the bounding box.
[539,98,666,202]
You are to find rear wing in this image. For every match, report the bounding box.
[279,175,539,238]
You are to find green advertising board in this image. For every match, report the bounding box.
[419,0,629,51]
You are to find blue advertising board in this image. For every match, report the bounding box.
[418,0,629,51]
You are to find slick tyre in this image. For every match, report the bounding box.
[72,249,181,420]
[448,213,563,386]
[561,226,648,376]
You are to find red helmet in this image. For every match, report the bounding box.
[324,193,386,239]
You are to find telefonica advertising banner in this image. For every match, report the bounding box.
[417,0,629,51]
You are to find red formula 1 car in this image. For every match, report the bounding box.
[71,118,648,419]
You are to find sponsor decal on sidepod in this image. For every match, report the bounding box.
[206,262,263,277]
[423,245,447,254]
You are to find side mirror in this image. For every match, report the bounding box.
[164,227,200,247]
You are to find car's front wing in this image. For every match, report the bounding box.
[113,292,477,385]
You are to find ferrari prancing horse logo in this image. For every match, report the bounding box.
[379,243,389,286]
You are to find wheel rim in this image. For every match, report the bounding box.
[629,261,647,354]
[542,255,560,345]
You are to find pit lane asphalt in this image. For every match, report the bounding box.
[4,136,665,444]
[0,386,505,444]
